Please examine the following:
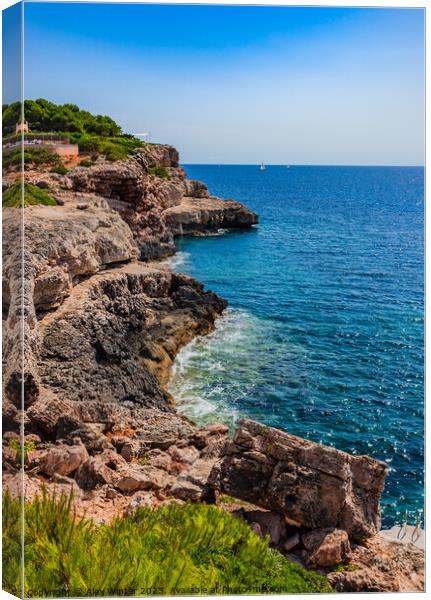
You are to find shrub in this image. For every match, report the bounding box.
[3,147,61,170]
[50,165,68,175]
[148,165,170,179]
[79,159,93,168]
[2,492,332,597]
[2,182,57,208]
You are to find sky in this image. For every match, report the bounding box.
[4,2,425,165]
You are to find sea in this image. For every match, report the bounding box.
[168,164,424,528]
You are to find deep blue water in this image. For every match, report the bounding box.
[169,165,424,527]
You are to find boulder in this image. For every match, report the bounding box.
[74,449,126,489]
[115,465,172,493]
[209,419,388,541]
[283,533,301,553]
[170,480,203,502]
[240,510,287,546]
[168,444,199,464]
[302,528,351,567]
[39,440,88,477]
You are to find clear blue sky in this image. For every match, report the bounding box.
[10,3,427,164]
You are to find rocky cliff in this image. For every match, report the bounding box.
[2,143,424,593]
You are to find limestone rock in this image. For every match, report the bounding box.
[209,419,388,541]
[284,533,301,552]
[36,264,226,411]
[74,449,126,489]
[240,510,287,546]
[327,534,424,592]
[168,444,199,464]
[39,440,89,477]
[116,465,173,493]
[170,480,203,502]
[302,528,351,567]
[163,196,258,235]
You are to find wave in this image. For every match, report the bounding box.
[169,308,259,425]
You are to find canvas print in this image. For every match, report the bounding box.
[2,1,425,596]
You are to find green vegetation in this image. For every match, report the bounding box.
[148,165,170,179]
[7,440,36,463]
[3,147,61,171]
[70,132,144,161]
[3,99,122,136]
[3,492,332,597]
[3,99,146,163]
[50,165,68,175]
[3,182,57,208]
[79,159,93,168]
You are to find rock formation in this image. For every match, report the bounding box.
[209,419,388,542]
[2,141,424,593]
[63,145,258,259]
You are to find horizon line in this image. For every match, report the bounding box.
[180,162,424,168]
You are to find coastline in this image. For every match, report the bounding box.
[2,143,424,592]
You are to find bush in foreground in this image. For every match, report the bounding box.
[3,492,332,597]
[3,182,57,207]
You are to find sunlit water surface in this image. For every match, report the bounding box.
[168,165,424,527]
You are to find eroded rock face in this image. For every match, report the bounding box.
[209,419,388,542]
[36,263,226,412]
[327,535,425,592]
[163,196,258,235]
[65,145,258,259]
[302,528,351,567]
[2,202,139,409]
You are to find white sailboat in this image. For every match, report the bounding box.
[259,161,266,171]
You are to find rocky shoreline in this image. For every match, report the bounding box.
[2,143,424,592]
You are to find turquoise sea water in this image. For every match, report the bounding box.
[169,165,424,527]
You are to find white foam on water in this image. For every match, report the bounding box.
[169,308,259,424]
[165,250,191,271]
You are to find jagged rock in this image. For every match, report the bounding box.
[39,439,89,477]
[164,196,258,235]
[168,445,199,464]
[132,409,199,450]
[240,510,287,546]
[183,179,209,198]
[2,202,139,409]
[147,449,172,472]
[26,395,81,438]
[120,439,145,462]
[124,492,155,515]
[209,419,388,542]
[302,528,351,567]
[116,465,173,493]
[284,533,301,552]
[75,449,127,489]
[36,264,226,411]
[192,423,229,453]
[169,458,217,502]
[327,535,424,592]
[170,480,203,501]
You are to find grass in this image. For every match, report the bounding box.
[3,182,57,208]
[3,492,332,597]
[148,165,170,179]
